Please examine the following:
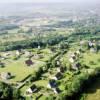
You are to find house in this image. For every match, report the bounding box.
[38,54,44,59]
[47,79,57,88]
[0,72,11,80]
[52,72,62,80]
[50,47,56,53]
[52,88,60,94]
[76,50,81,55]
[33,54,43,59]
[56,61,60,66]
[88,40,96,48]
[0,62,5,68]
[24,51,31,57]
[0,55,6,60]
[25,59,33,66]
[26,84,37,94]
[15,50,20,56]
[69,57,75,63]
[57,67,64,73]
[80,40,85,46]
[69,52,76,63]
[71,62,80,71]
[2,52,11,58]
[38,45,41,49]
[90,48,97,53]
[33,54,40,59]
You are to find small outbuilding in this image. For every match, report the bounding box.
[25,59,33,66]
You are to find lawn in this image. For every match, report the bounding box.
[34,80,48,87]
[0,57,46,82]
[81,51,100,68]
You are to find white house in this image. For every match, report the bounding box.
[69,57,74,63]
[0,72,11,80]
[52,88,59,94]
[56,61,60,66]
[26,84,37,94]
[38,45,41,49]
[15,50,20,56]
[76,50,80,55]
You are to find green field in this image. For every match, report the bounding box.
[0,57,46,82]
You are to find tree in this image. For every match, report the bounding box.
[0,82,12,99]
[12,88,20,99]
[0,82,21,100]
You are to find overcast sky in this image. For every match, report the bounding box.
[0,0,99,3]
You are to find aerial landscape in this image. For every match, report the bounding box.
[0,0,100,100]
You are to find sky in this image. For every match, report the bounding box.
[0,0,99,3]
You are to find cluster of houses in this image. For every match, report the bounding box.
[68,50,81,71]
[47,79,60,94]
[25,68,63,95]
[0,49,45,68]
[1,52,12,59]
[25,60,65,95]
[46,60,65,94]
[1,40,98,97]
[15,50,32,57]
[88,40,97,53]
[80,39,98,53]
[69,50,80,63]
[0,48,43,59]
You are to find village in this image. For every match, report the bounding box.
[0,38,99,99]
[0,2,100,100]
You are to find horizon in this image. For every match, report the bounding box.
[0,0,99,4]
